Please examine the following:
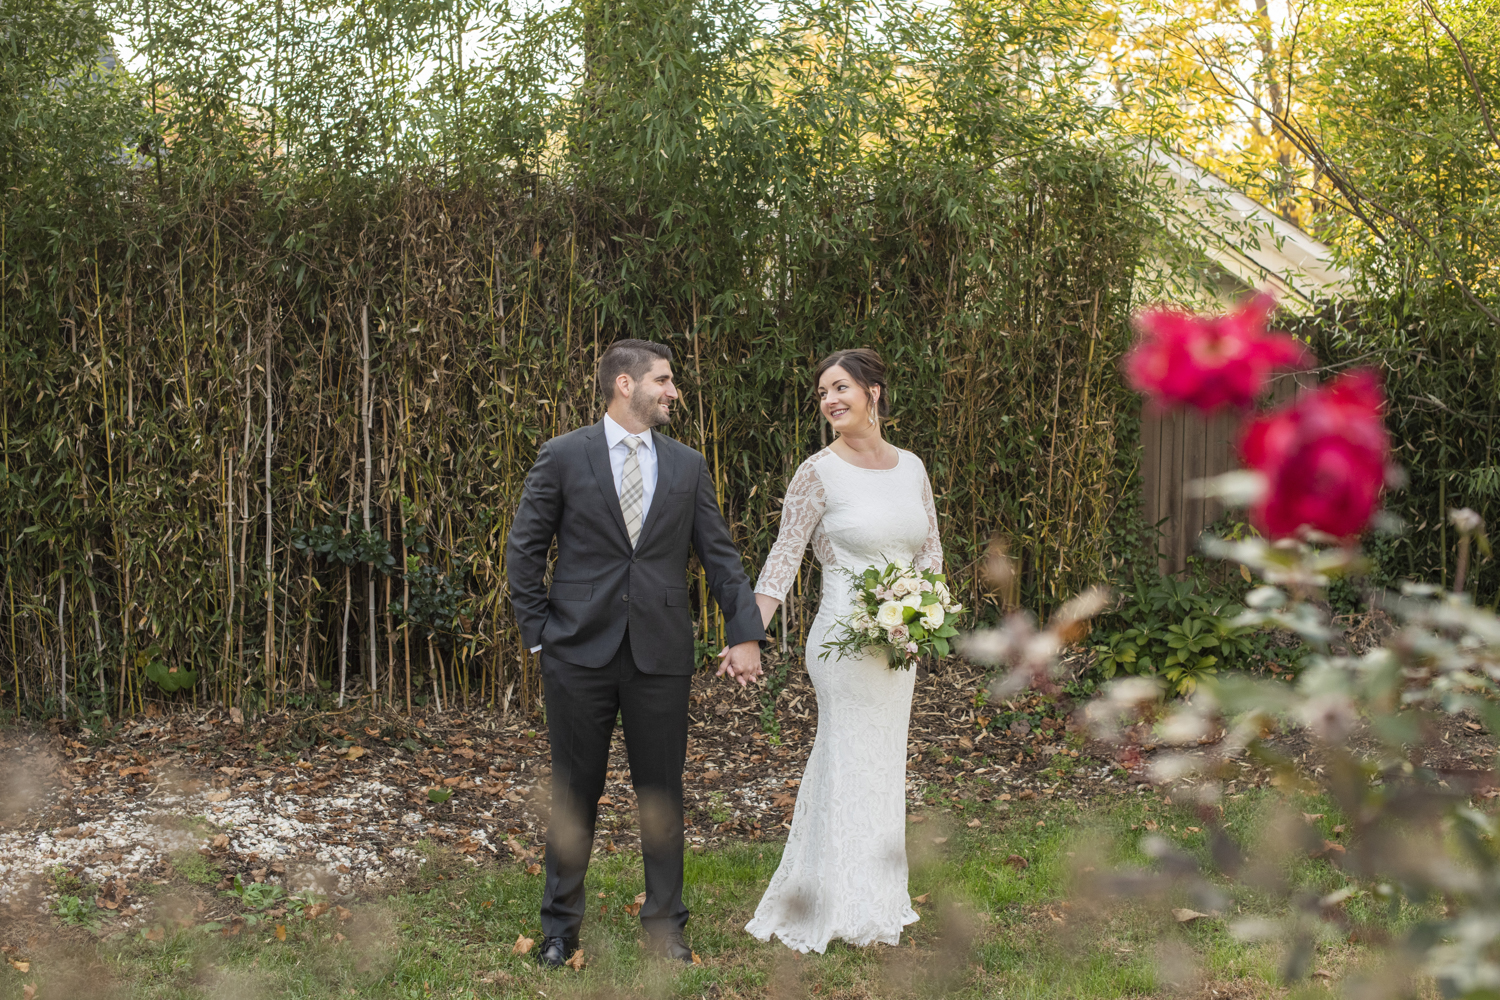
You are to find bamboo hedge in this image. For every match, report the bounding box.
[1,0,1152,718]
[1293,299,1500,609]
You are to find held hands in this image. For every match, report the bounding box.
[715,640,763,686]
[714,596,779,686]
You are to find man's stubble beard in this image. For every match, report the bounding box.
[630,390,671,429]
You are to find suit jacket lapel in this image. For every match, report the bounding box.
[635,434,679,550]
[585,422,632,546]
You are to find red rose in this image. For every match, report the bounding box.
[1125,293,1313,413]
[1238,369,1391,540]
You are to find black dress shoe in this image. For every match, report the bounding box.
[648,931,694,964]
[537,936,579,968]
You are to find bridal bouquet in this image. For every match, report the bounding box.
[822,562,964,669]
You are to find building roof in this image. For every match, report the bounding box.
[1136,143,1357,310]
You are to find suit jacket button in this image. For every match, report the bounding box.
[622,593,629,602]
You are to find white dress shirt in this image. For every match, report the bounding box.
[602,413,658,522]
[531,415,658,653]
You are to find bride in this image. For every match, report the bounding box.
[741,347,944,953]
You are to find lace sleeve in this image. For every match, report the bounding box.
[753,459,826,602]
[913,464,944,574]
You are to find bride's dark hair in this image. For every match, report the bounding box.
[813,348,890,418]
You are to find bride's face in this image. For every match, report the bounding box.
[817,365,877,435]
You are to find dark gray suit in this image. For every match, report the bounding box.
[505,419,764,941]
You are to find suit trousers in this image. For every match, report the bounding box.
[539,634,692,940]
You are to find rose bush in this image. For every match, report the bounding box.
[1125,292,1312,413]
[1239,369,1394,540]
[967,294,1500,998]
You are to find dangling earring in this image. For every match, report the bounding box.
[868,390,878,427]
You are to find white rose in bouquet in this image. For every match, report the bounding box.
[901,592,924,611]
[890,575,921,599]
[875,601,906,629]
[921,608,944,630]
[933,580,961,612]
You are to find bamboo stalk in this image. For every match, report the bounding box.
[264,307,275,708]
[384,399,394,705]
[86,556,104,693]
[362,304,376,697]
[224,442,236,690]
[236,319,253,708]
[297,311,329,695]
[57,576,66,713]
[0,220,11,718]
[8,579,18,721]
[338,433,358,708]
[401,405,412,715]
[178,243,193,409]
[339,565,351,708]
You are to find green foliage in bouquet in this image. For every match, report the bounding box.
[822,562,963,669]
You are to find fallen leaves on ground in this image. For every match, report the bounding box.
[1311,840,1347,863]
[512,934,534,956]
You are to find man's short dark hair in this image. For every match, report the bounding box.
[598,339,673,403]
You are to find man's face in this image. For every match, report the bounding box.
[627,358,678,428]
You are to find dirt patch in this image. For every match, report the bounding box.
[0,616,1493,938]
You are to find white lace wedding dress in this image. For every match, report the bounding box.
[744,445,943,954]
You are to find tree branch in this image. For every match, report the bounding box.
[1417,0,1500,153]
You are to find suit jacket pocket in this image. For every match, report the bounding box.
[549,582,593,602]
[665,587,690,608]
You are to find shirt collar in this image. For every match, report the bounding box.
[603,413,654,452]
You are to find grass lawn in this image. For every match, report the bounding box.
[2,783,1423,999]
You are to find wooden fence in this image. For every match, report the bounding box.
[1142,372,1314,574]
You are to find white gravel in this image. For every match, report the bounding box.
[0,753,520,917]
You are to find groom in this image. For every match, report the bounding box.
[505,338,765,966]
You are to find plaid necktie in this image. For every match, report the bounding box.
[619,435,644,547]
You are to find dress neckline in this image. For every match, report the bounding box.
[823,445,903,473]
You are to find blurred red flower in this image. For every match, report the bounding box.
[1125,294,1312,413]
[1239,369,1391,540]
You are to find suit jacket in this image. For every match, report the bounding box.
[505,419,765,674]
